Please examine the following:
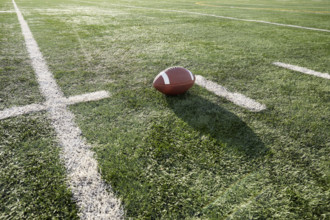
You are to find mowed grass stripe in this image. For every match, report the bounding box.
[108,3,330,32]
[12,0,123,218]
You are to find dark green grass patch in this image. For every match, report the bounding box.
[0,114,79,219]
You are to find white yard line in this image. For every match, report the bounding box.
[195,75,266,112]
[273,62,330,79]
[0,11,15,13]
[109,3,330,33]
[12,0,123,219]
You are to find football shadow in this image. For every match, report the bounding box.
[166,94,267,158]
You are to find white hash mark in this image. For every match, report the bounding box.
[195,75,266,112]
[273,62,330,80]
[0,91,110,120]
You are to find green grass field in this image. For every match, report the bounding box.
[1,0,329,219]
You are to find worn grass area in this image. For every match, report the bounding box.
[1,0,330,219]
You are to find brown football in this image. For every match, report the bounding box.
[153,67,195,95]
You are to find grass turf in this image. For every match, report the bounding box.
[1,0,329,218]
[0,114,79,219]
[0,8,43,110]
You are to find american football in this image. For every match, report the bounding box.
[153,67,195,95]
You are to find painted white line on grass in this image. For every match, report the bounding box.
[12,0,124,219]
[0,103,46,120]
[0,11,15,13]
[195,75,266,112]
[273,62,330,79]
[0,91,110,120]
[109,3,330,33]
[64,90,110,105]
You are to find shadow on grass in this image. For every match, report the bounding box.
[166,93,267,158]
